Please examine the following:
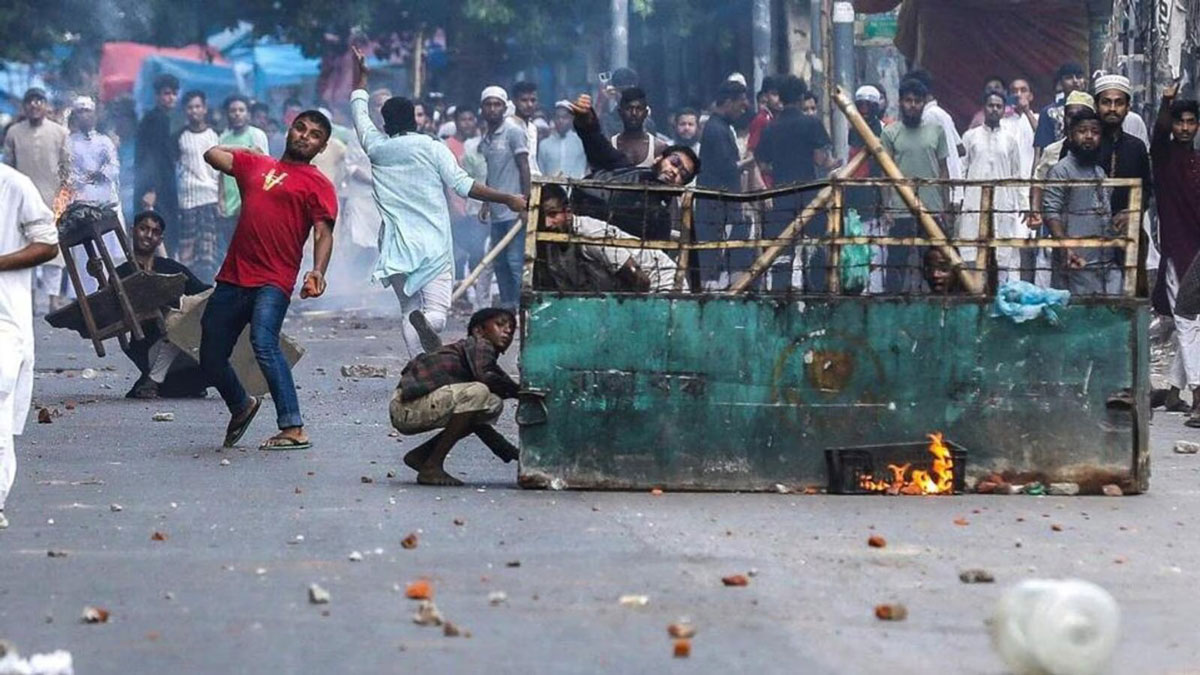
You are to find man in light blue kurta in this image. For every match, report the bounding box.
[349,48,527,358]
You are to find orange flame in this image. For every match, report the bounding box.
[858,433,955,495]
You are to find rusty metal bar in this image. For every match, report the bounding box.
[534,230,1129,250]
[674,192,694,292]
[827,183,843,294]
[830,86,981,294]
[1123,183,1142,297]
[727,152,868,294]
[976,185,994,295]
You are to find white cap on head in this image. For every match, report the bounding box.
[72,96,96,112]
[854,85,882,104]
[554,99,573,111]
[480,85,509,104]
[1092,72,1132,97]
[727,72,747,87]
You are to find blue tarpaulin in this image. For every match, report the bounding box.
[133,55,239,116]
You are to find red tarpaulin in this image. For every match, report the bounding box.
[99,42,225,102]
[852,0,1092,127]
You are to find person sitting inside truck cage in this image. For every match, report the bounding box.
[534,184,684,293]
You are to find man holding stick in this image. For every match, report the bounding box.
[349,48,527,356]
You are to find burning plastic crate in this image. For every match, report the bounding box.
[825,433,968,495]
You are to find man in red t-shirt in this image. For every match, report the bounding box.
[748,75,782,188]
[199,110,338,451]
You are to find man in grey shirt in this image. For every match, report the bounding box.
[478,85,531,310]
[1043,110,1121,296]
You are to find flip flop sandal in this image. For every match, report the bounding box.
[259,436,313,451]
[223,397,262,448]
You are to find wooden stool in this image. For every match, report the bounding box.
[46,203,176,357]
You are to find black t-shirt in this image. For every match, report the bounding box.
[698,114,742,191]
[757,108,832,186]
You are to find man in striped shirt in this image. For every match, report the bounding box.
[176,91,222,283]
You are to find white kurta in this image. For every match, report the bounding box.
[959,124,1029,279]
[0,164,57,511]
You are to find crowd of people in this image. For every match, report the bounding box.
[1,52,1199,504]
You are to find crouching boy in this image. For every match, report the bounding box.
[391,308,520,486]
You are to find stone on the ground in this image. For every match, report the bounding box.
[1174,441,1200,454]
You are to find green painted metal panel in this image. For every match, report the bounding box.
[517,294,1149,493]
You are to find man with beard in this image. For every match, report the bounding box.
[567,93,700,241]
[673,108,701,154]
[960,91,1028,281]
[611,87,667,169]
[538,101,587,180]
[115,211,210,399]
[1093,74,1152,290]
[199,110,338,451]
[349,50,527,357]
[1149,83,1200,422]
[1043,111,1121,296]
[880,77,949,293]
[479,86,532,311]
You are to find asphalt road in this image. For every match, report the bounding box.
[2,310,1199,674]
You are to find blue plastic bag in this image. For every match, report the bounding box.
[991,280,1070,324]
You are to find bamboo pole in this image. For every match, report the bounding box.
[727,151,867,294]
[830,87,982,294]
[827,183,843,293]
[450,217,526,303]
[674,192,695,292]
[975,185,993,295]
[521,183,543,299]
[1123,184,1142,297]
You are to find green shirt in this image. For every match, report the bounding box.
[217,126,269,216]
[880,121,948,215]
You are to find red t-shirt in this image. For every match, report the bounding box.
[216,151,338,295]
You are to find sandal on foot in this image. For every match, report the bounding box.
[223,397,262,448]
[259,435,312,451]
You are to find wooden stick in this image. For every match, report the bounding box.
[727,152,867,294]
[827,184,843,293]
[976,185,993,295]
[674,192,694,292]
[830,87,982,294]
[451,217,526,304]
[1123,184,1142,297]
[521,183,542,302]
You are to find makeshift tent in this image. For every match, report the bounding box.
[132,55,239,116]
[852,0,1101,126]
[100,42,224,102]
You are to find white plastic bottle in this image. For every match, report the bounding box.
[988,578,1120,675]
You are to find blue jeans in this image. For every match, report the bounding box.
[199,283,302,429]
[491,219,524,310]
